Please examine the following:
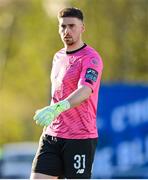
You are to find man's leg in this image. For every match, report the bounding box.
[30,135,64,179]
[30,172,58,179]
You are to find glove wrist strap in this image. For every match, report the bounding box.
[59,99,70,111]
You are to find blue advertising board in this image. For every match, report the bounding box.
[92,83,148,178]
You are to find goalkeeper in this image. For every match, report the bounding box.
[30,7,103,179]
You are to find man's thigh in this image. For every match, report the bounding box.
[63,138,98,179]
[31,135,64,177]
[30,172,58,179]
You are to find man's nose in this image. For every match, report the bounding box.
[65,27,70,34]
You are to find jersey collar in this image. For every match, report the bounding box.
[66,43,87,54]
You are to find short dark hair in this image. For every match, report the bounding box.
[58,7,83,21]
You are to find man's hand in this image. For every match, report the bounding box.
[33,100,70,126]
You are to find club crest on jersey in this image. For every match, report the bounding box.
[85,68,98,82]
[69,57,75,64]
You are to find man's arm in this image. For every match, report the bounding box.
[65,85,92,108]
[33,85,92,126]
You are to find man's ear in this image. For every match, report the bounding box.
[82,23,85,33]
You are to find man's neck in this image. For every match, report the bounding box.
[65,41,84,52]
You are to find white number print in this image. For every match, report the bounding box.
[74,154,86,170]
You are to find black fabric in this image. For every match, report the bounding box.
[31,134,98,178]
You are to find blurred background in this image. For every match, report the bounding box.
[0,0,148,178]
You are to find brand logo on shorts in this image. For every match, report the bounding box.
[76,169,85,174]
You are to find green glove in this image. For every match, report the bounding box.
[33,100,70,126]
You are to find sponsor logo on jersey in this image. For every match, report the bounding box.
[85,68,98,82]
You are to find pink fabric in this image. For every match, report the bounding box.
[45,45,103,139]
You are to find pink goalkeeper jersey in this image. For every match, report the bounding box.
[45,44,103,139]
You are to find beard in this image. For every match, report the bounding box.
[63,36,74,46]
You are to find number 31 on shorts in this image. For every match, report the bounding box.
[73,154,86,170]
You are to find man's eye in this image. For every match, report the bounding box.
[69,24,74,28]
[61,25,66,29]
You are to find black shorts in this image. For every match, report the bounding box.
[31,134,98,179]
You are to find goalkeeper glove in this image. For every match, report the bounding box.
[33,100,70,126]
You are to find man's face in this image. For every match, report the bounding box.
[58,17,85,46]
